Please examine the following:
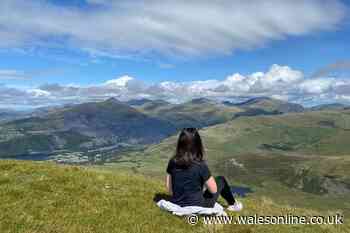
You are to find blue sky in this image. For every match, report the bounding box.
[0,0,349,108]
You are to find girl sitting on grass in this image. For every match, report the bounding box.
[166,127,242,211]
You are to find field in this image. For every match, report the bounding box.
[105,110,350,216]
[0,160,348,233]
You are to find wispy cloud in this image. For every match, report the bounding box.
[311,60,350,78]
[0,0,346,58]
[158,63,175,69]
[0,69,31,80]
[1,64,350,109]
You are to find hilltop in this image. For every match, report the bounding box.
[135,97,242,129]
[1,96,350,167]
[0,98,175,159]
[0,160,348,233]
[224,97,305,116]
[310,103,348,111]
[111,109,350,214]
[0,97,244,161]
[0,109,28,123]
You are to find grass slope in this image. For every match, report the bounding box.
[0,160,348,233]
[113,109,350,175]
[109,110,350,214]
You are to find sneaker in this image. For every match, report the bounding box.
[227,201,243,212]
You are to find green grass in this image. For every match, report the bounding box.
[109,110,350,178]
[106,110,350,218]
[1,160,349,233]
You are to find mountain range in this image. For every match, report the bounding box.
[1,95,350,221]
[0,98,174,158]
[114,107,350,199]
[0,96,348,160]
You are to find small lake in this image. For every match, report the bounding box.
[231,185,254,198]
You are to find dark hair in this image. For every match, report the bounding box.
[174,127,204,167]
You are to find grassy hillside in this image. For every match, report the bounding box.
[0,160,348,233]
[109,110,350,213]
[112,109,350,171]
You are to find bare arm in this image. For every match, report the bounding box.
[205,176,217,194]
[166,174,173,195]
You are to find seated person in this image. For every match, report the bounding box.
[166,128,242,211]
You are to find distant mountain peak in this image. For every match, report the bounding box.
[190,97,213,104]
[229,96,304,113]
[104,97,123,104]
[310,103,348,111]
[126,98,153,106]
[235,97,275,106]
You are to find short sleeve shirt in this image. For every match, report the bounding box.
[166,158,211,206]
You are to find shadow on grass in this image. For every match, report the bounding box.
[153,193,172,202]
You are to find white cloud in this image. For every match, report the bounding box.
[260,64,303,89]
[299,78,333,94]
[0,0,346,57]
[104,76,135,88]
[1,64,349,108]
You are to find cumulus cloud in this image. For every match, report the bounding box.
[1,64,350,109]
[299,78,333,94]
[0,0,346,57]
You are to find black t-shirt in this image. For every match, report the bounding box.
[166,158,211,207]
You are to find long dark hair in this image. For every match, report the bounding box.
[174,127,205,167]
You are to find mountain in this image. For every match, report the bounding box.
[224,97,305,114]
[131,99,171,112]
[128,97,308,129]
[0,97,243,160]
[310,103,348,111]
[29,104,78,117]
[0,105,78,123]
[0,98,175,159]
[0,109,29,123]
[115,109,350,198]
[125,98,155,106]
[136,98,242,129]
[0,111,19,123]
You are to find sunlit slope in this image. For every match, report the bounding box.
[116,109,350,168]
[1,160,348,233]
[113,110,350,197]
